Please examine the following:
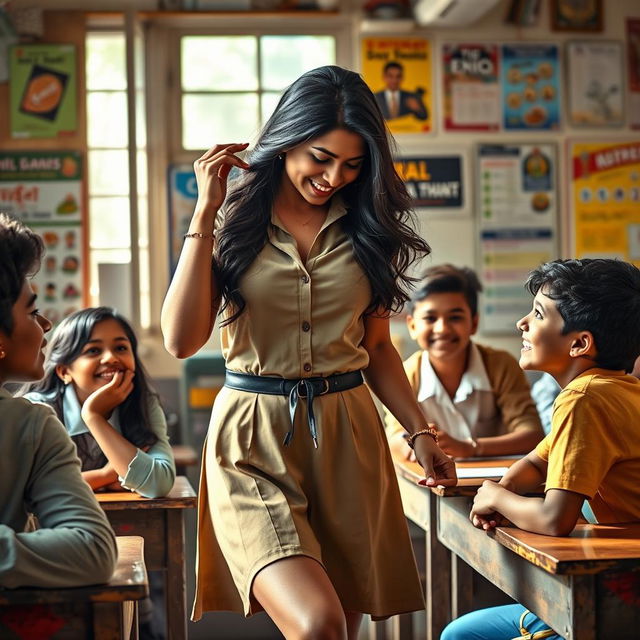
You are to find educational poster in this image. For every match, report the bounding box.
[477,144,558,333]
[361,37,432,134]
[168,164,198,276]
[567,41,624,127]
[442,43,500,131]
[394,155,464,211]
[627,19,640,129]
[570,140,640,265]
[501,44,560,130]
[9,44,77,138]
[0,151,85,323]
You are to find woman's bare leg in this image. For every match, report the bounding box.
[252,555,348,640]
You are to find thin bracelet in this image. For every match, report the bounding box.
[406,426,438,449]
[184,231,215,239]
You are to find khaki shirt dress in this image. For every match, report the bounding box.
[192,198,424,621]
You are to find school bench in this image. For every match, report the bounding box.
[0,535,148,640]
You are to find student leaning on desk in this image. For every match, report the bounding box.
[0,214,117,589]
[385,264,543,461]
[443,258,640,640]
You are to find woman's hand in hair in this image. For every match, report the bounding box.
[81,369,135,422]
[193,143,251,214]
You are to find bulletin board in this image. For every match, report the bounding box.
[568,139,640,265]
[0,150,87,324]
[476,143,559,334]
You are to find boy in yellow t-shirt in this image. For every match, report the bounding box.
[442,258,640,640]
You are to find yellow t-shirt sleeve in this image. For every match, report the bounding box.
[535,389,617,499]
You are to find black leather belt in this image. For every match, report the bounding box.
[224,369,364,448]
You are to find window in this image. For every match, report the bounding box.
[180,35,335,150]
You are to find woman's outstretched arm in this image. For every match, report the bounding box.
[161,143,250,358]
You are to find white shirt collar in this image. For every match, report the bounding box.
[417,342,491,403]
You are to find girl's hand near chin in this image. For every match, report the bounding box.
[81,369,135,421]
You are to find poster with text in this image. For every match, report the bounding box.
[627,19,640,129]
[394,155,464,212]
[9,44,77,139]
[442,43,500,131]
[567,41,624,127]
[501,44,560,130]
[361,37,432,134]
[570,141,640,265]
[477,144,558,333]
[168,164,198,276]
[0,151,85,322]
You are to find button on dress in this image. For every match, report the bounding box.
[192,198,424,620]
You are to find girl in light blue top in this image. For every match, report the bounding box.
[25,307,175,499]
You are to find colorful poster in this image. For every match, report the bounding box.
[570,141,640,264]
[477,144,558,333]
[394,155,463,209]
[168,164,198,275]
[0,151,85,323]
[501,44,560,130]
[9,44,77,139]
[627,19,640,129]
[567,41,624,127]
[442,44,500,131]
[361,37,432,134]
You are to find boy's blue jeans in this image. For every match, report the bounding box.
[441,604,564,640]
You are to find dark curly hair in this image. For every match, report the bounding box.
[525,259,640,372]
[0,213,44,335]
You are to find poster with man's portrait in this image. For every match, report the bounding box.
[361,37,432,134]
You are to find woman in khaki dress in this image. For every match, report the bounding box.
[162,66,457,639]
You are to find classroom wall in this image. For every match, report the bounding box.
[3,0,639,373]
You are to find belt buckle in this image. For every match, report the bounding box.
[297,377,329,397]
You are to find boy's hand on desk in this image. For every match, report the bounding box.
[436,430,475,458]
[470,480,505,530]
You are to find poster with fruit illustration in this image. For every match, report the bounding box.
[501,44,560,131]
[0,151,85,323]
[9,44,76,138]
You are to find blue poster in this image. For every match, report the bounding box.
[167,164,197,276]
[501,44,560,131]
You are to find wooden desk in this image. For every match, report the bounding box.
[0,536,148,640]
[171,444,199,476]
[438,496,640,640]
[392,455,519,640]
[96,476,197,640]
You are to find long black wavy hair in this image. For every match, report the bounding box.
[214,65,431,325]
[24,307,158,450]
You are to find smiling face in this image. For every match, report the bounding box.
[56,317,135,404]
[280,128,365,208]
[407,293,478,366]
[516,289,578,377]
[0,280,51,383]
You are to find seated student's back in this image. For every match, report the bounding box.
[0,214,116,588]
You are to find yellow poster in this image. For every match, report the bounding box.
[571,141,640,264]
[361,37,432,134]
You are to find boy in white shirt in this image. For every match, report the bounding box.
[386,264,543,459]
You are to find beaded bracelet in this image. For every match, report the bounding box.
[406,426,439,449]
[184,232,215,239]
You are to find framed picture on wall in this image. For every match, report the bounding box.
[550,0,602,32]
[567,41,624,127]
